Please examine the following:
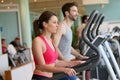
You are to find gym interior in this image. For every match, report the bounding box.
[0,0,120,80]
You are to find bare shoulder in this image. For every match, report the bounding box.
[33,37,41,43]
[57,22,65,34]
[32,36,44,46]
[32,36,46,54]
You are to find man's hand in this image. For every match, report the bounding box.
[76,55,89,60]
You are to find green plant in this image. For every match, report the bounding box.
[71,25,78,48]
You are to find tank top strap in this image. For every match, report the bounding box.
[39,35,48,46]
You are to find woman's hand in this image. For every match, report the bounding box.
[66,60,86,68]
[63,68,76,76]
[55,59,86,68]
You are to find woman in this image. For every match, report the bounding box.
[32,11,85,80]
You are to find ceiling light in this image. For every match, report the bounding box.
[1,0,4,3]
[7,6,10,9]
[34,0,37,2]
[43,8,46,10]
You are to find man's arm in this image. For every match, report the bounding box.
[52,23,67,61]
[71,47,88,60]
[56,48,67,61]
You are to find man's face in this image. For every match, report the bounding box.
[15,39,20,45]
[69,6,78,21]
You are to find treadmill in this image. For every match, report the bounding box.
[84,10,120,80]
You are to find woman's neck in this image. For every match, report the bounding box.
[41,32,51,40]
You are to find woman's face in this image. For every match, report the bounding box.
[45,15,58,33]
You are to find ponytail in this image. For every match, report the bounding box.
[33,19,40,37]
[33,11,57,37]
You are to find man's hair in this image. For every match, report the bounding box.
[2,37,6,41]
[62,2,78,17]
[81,15,88,23]
[15,37,20,40]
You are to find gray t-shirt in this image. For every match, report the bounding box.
[58,23,75,60]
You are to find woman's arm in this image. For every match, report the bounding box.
[32,37,76,76]
[55,59,86,68]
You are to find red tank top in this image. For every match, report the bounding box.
[34,35,58,65]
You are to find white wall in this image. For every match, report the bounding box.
[0,54,9,80]
[99,21,120,34]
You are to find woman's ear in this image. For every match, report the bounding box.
[43,22,48,28]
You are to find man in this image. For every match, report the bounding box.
[52,2,88,80]
[77,15,89,54]
[77,15,89,41]
[52,2,88,61]
[10,37,24,52]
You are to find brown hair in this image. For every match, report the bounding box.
[81,15,89,23]
[33,11,57,37]
[62,2,78,17]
